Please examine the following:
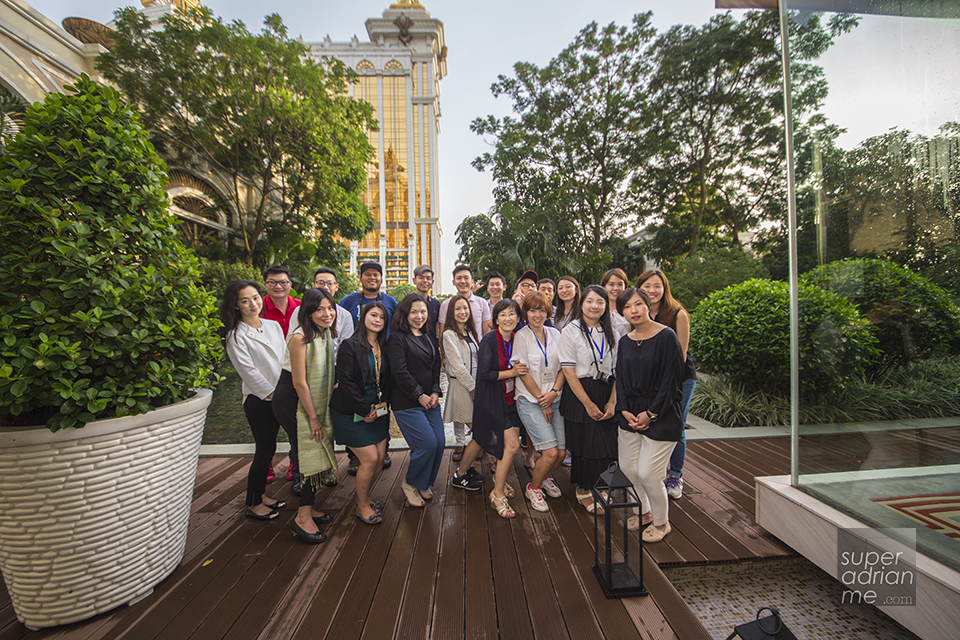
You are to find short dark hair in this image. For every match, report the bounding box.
[297,288,338,344]
[452,264,473,278]
[538,278,556,288]
[391,293,429,334]
[313,267,337,280]
[262,265,291,280]
[486,271,506,286]
[491,298,522,330]
[616,287,652,318]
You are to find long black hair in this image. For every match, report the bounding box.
[219,280,261,342]
[554,275,581,324]
[298,288,338,344]
[442,294,479,344]
[576,284,615,350]
[356,301,389,351]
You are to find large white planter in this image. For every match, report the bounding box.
[0,389,213,630]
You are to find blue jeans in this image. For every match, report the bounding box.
[668,378,697,477]
[394,405,445,491]
[516,397,565,451]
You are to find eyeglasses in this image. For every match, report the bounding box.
[314,280,337,287]
[519,282,536,290]
[265,280,291,287]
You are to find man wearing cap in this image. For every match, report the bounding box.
[413,265,441,348]
[512,269,539,304]
[437,265,493,339]
[339,261,398,329]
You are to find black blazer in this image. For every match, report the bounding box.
[385,329,442,411]
[329,336,391,417]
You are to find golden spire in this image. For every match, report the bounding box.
[141,0,203,9]
[390,1,426,9]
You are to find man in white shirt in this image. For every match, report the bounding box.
[311,267,354,351]
[438,265,493,338]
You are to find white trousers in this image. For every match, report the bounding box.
[618,430,677,527]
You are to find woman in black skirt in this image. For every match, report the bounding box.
[330,301,391,525]
[558,284,618,513]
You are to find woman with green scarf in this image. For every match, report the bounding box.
[273,288,338,543]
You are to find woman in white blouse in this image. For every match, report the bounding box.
[221,280,287,520]
[559,285,619,513]
[514,292,566,511]
[444,295,485,492]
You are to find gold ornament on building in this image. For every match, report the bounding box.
[140,0,203,9]
[390,1,426,9]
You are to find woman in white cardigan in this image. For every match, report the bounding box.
[221,280,288,520]
[443,295,484,491]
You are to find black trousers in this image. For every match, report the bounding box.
[243,394,281,507]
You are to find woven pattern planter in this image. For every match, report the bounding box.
[0,389,212,630]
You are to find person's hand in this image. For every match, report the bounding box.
[418,394,432,410]
[537,389,557,409]
[309,415,324,442]
[470,390,475,401]
[512,290,525,303]
[586,402,604,421]
[512,361,528,376]
[543,406,554,423]
[472,281,482,293]
[362,406,378,423]
[600,401,616,421]
[430,393,440,409]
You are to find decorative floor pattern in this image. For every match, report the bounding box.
[664,558,920,640]
[873,492,960,539]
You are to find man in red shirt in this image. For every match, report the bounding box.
[259,265,299,488]
[260,266,300,337]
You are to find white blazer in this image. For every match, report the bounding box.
[225,319,286,403]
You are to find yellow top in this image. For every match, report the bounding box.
[390,1,426,9]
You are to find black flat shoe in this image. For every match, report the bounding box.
[313,513,333,525]
[290,520,327,543]
[265,500,286,510]
[292,480,302,496]
[246,507,278,521]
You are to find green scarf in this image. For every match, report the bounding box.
[297,332,336,491]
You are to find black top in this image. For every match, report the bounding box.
[330,335,391,417]
[614,328,685,442]
[470,330,511,460]
[656,309,697,381]
[385,330,442,411]
[424,295,441,349]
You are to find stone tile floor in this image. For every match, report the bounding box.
[664,557,920,640]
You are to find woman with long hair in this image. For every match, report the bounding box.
[601,268,631,337]
[443,297,484,489]
[272,288,339,543]
[221,280,287,521]
[553,276,581,332]
[514,292,566,511]
[615,288,684,542]
[330,302,391,525]
[386,294,444,507]
[559,284,618,513]
[635,269,697,500]
[471,299,528,518]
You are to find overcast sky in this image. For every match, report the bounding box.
[25,1,960,282]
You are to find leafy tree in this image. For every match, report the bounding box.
[471,14,656,251]
[668,246,770,311]
[638,11,858,263]
[98,6,376,265]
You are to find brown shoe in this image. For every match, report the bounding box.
[451,445,464,462]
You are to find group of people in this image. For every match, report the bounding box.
[220,260,696,545]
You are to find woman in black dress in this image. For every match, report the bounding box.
[558,284,618,514]
[330,302,391,525]
[614,288,684,543]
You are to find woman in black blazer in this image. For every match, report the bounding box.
[385,294,443,508]
[330,302,391,525]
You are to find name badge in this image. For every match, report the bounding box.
[505,379,515,393]
[374,402,388,417]
[542,369,556,385]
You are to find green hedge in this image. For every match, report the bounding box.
[669,246,769,311]
[690,278,877,396]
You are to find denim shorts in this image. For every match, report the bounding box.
[516,396,565,451]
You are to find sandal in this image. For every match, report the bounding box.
[504,482,516,499]
[489,491,515,518]
[576,491,604,515]
[642,522,671,543]
[402,482,426,507]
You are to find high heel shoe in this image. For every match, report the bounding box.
[245,507,278,521]
[402,482,426,507]
[290,519,327,543]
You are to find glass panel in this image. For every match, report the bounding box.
[355,76,381,250]
[784,1,960,572]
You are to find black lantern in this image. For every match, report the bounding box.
[592,462,647,598]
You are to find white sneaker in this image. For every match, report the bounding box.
[563,452,572,467]
[540,476,562,499]
[525,483,549,512]
[665,475,683,500]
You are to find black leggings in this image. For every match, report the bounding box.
[272,370,316,509]
[243,395,281,507]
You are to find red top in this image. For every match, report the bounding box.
[261,295,300,337]
[496,330,515,407]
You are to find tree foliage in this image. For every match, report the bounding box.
[98,6,377,265]
[0,76,222,431]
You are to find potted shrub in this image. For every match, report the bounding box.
[0,75,221,629]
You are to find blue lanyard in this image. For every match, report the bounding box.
[534,331,548,367]
[589,328,605,365]
[504,335,514,367]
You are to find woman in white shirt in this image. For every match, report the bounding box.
[221,280,288,521]
[514,292,566,512]
[559,285,619,513]
[442,295,479,463]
